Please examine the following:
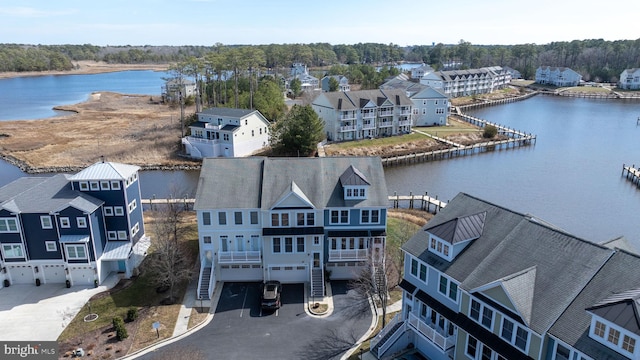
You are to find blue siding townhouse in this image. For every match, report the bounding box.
[372,193,640,360]
[194,156,388,301]
[0,161,148,287]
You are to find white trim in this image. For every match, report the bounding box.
[65,244,88,260]
[114,207,125,216]
[89,181,100,191]
[60,217,70,228]
[103,207,114,216]
[45,241,57,252]
[2,243,25,259]
[110,181,121,190]
[100,180,110,190]
[40,215,53,229]
[0,217,19,233]
[76,217,87,228]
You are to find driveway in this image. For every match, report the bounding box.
[136,281,372,360]
[0,274,119,341]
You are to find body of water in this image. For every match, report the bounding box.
[0,70,168,121]
[0,71,639,247]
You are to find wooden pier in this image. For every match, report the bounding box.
[142,197,195,210]
[389,192,446,213]
[457,91,538,111]
[622,164,640,187]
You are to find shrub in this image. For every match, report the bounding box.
[483,125,498,138]
[112,316,128,341]
[126,308,138,322]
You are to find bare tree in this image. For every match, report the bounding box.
[349,257,390,328]
[145,203,193,303]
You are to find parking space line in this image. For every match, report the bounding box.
[239,286,248,318]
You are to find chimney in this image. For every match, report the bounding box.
[337,98,342,110]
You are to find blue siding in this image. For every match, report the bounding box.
[91,211,106,258]
[126,178,145,244]
[20,213,58,260]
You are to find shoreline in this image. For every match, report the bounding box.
[0,60,169,80]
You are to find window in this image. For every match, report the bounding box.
[410,259,418,277]
[608,328,621,345]
[419,263,427,282]
[438,275,458,301]
[297,213,305,226]
[330,210,349,224]
[481,307,493,328]
[307,212,315,226]
[234,211,242,225]
[470,299,481,321]
[220,236,228,251]
[118,231,128,240]
[46,241,57,252]
[108,231,117,240]
[481,346,493,360]
[2,244,24,258]
[103,207,114,216]
[281,213,289,226]
[297,237,305,252]
[439,275,447,294]
[79,182,89,191]
[76,217,87,228]
[128,199,137,213]
[449,282,458,301]
[0,218,19,233]
[466,335,478,357]
[514,327,529,351]
[361,209,380,224]
[60,217,70,228]
[623,335,636,353]
[285,237,293,253]
[89,181,99,190]
[100,181,110,190]
[501,319,514,342]
[132,223,140,236]
[202,212,211,225]
[250,211,258,225]
[218,212,226,225]
[203,236,211,244]
[273,238,281,253]
[41,216,53,229]
[110,181,121,190]
[313,236,320,246]
[114,207,125,216]
[594,321,606,337]
[66,245,87,260]
[223,133,229,141]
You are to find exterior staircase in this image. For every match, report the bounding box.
[311,268,324,298]
[370,321,404,358]
[198,266,212,300]
[374,264,387,297]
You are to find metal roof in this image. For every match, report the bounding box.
[70,161,139,181]
[102,241,132,260]
[59,235,90,243]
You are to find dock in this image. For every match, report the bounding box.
[622,164,640,187]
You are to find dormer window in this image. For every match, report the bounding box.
[587,288,640,357]
[344,186,366,199]
[589,316,638,356]
[429,235,452,261]
[339,165,370,201]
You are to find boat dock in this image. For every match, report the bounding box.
[622,164,640,187]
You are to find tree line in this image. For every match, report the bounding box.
[2,38,638,80]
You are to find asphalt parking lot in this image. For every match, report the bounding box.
[138,281,373,360]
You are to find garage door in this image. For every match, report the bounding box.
[219,264,262,282]
[8,265,35,285]
[70,266,95,286]
[42,264,66,284]
[267,265,308,284]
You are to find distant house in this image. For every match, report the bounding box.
[411,64,435,80]
[619,68,640,90]
[535,66,582,87]
[163,78,196,102]
[380,74,449,127]
[321,75,350,92]
[372,192,640,360]
[194,157,388,301]
[287,63,319,92]
[181,108,270,159]
[503,66,522,79]
[311,89,413,141]
[438,66,512,97]
[0,161,148,287]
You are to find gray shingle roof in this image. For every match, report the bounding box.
[199,108,256,118]
[194,157,387,210]
[0,174,103,214]
[427,211,486,244]
[339,165,371,186]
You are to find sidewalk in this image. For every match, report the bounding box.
[172,279,200,336]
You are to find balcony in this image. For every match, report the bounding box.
[379,121,393,128]
[184,136,218,144]
[362,122,376,130]
[398,119,412,126]
[408,312,455,352]
[329,248,368,261]
[362,111,376,119]
[340,125,357,132]
[218,251,261,263]
[379,110,393,116]
[400,109,412,115]
[203,123,221,130]
[340,113,356,120]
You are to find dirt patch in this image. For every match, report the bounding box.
[0,92,200,171]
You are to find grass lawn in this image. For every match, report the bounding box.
[327,132,431,151]
[414,118,480,136]
[560,86,612,93]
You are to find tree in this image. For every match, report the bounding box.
[289,78,302,98]
[145,203,194,303]
[327,77,339,92]
[349,257,389,328]
[253,76,287,121]
[483,124,498,138]
[270,105,324,156]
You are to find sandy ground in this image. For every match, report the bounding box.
[0,91,199,172]
[0,60,169,79]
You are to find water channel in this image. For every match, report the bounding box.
[1,71,639,247]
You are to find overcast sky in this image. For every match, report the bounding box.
[1,0,638,47]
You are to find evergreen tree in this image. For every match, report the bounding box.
[270,105,324,156]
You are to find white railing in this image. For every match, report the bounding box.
[400,109,412,115]
[340,125,357,132]
[218,251,261,263]
[340,113,356,120]
[379,121,393,128]
[328,249,368,261]
[379,110,393,116]
[362,111,376,119]
[408,312,456,351]
[362,123,376,130]
[196,255,209,299]
[185,136,218,144]
[398,119,412,126]
[203,123,221,130]
[370,313,403,356]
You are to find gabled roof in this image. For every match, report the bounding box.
[411,86,447,100]
[587,288,640,335]
[198,107,256,119]
[194,157,387,211]
[271,181,315,209]
[70,161,139,181]
[426,211,486,244]
[0,174,103,214]
[339,165,370,186]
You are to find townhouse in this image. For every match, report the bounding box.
[321,75,351,92]
[619,68,640,90]
[535,66,582,87]
[0,161,148,287]
[373,192,640,360]
[193,156,388,301]
[380,75,449,127]
[181,107,270,159]
[438,66,512,98]
[311,89,413,141]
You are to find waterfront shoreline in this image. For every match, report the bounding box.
[0,60,169,79]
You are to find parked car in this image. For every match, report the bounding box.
[261,280,282,310]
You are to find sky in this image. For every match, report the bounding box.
[1,0,639,47]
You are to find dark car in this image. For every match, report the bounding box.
[261,280,282,310]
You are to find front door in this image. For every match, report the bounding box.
[313,252,321,268]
